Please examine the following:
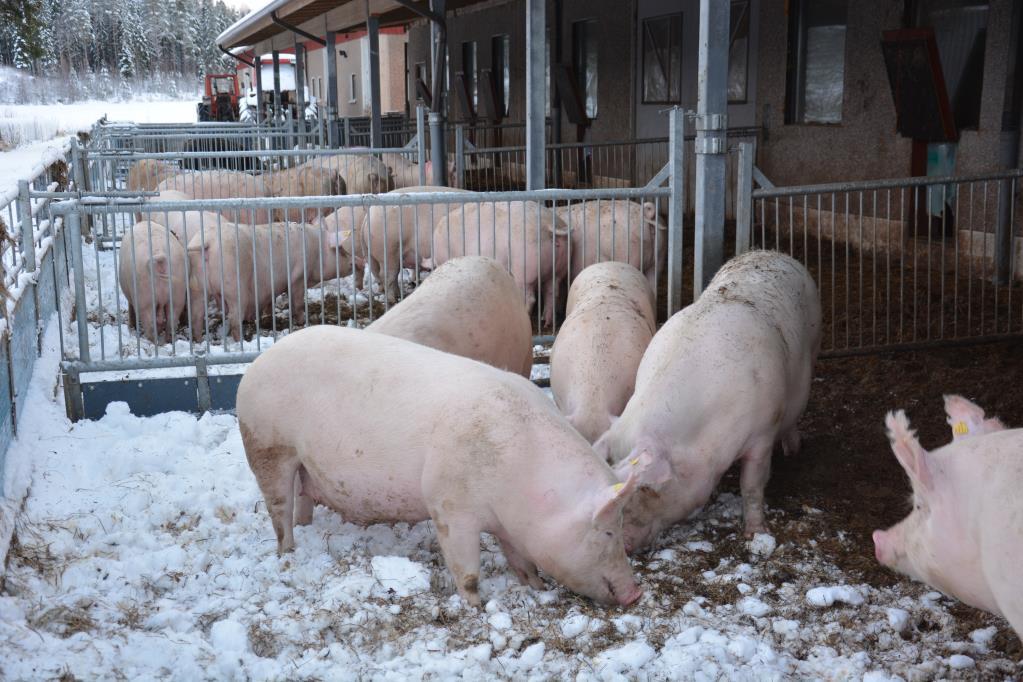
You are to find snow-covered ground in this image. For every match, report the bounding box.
[0,323,1019,681]
[0,99,196,197]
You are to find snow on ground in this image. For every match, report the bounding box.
[1,323,1020,680]
[0,99,196,197]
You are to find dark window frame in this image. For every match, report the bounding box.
[572,18,599,119]
[785,0,849,125]
[640,12,683,105]
[491,34,510,117]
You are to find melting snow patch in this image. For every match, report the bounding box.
[370,556,430,597]
[948,654,975,669]
[560,613,590,638]
[885,607,910,633]
[970,626,997,647]
[593,640,656,675]
[806,585,865,608]
[738,597,772,617]
[748,532,777,557]
[210,619,249,653]
[686,540,714,552]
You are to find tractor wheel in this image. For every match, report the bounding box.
[197,103,211,122]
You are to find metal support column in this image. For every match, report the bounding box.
[17,180,36,274]
[736,141,754,255]
[550,0,563,186]
[416,104,427,184]
[428,0,447,186]
[693,0,729,295]
[525,0,546,190]
[454,124,465,188]
[368,15,383,149]
[667,108,685,316]
[325,30,340,148]
[272,50,283,124]
[996,0,1023,285]
[294,39,306,143]
[254,55,264,124]
[67,208,90,364]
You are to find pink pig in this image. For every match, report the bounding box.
[550,262,656,443]
[594,250,822,552]
[423,200,569,326]
[237,325,652,607]
[943,394,1006,441]
[873,407,1022,641]
[366,256,533,377]
[117,222,188,344]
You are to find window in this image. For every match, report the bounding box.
[641,13,682,104]
[786,0,848,124]
[729,1,750,103]
[492,34,510,117]
[915,0,989,131]
[349,73,357,103]
[462,41,478,110]
[572,19,598,118]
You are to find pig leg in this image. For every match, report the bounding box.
[294,465,314,526]
[432,513,483,606]
[781,428,801,456]
[126,302,136,330]
[541,280,558,327]
[497,537,544,590]
[246,449,299,554]
[739,441,773,537]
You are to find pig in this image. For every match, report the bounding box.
[117,221,188,344]
[944,394,1006,441]
[556,199,666,292]
[549,262,656,443]
[423,200,570,326]
[237,325,652,607]
[873,408,1023,641]
[263,164,344,222]
[319,205,370,289]
[156,170,271,224]
[126,159,179,194]
[298,152,393,195]
[593,250,822,552]
[366,256,533,377]
[380,152,429,189]
[362,185,468,302]
[186,221,353,341]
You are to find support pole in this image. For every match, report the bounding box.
[455,124,465,188]
[18,180,36,274]
[996,0,1023,285]
[368,15,383,149]
[667,108,685,316]
[325,30,340,148]
[693,0,729,295]
[416,103,427,184]
[294,39,306,143]
[272,50,283,124]
[736,141,753,255]
[254,54,264,124]
[525,0,546,190]
[550,0,563,186]
[428,0,447,186]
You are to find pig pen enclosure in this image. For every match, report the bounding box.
[0,118,1021,679]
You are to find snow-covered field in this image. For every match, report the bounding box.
[0,99,196,197]
[0,323,1019,681]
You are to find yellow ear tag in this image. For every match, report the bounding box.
[612,483,624,493]
[953,421,968,436]
[629,458,639,466]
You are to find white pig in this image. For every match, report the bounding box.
[944,394,1006,440]
[873,407,1022,641]
[237,325,651,606]
[550,262,656,443]
[557,199,665,291]
[423,200,569,326]
[156,170,270,223]
[362,185,468,302]
[367,256,533,377]
[594,250,822,552]
[117,222,188,344]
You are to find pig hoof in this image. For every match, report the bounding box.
[743,523,768,539]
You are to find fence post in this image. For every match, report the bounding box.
[70,137,93,239]
[736,141,753,256]
[195,353,211,414]
[416,104,427,185]
[62,363,84,422]
[17,180,36,275]
[66,207,90,364]
[455,124,465,189]
[343,117,352,147]
[667,107,685,317]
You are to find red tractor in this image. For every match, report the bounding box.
[197,74,241,122]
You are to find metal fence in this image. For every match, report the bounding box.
[743,170,1023,355]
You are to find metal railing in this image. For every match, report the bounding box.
[742,169,1023,355]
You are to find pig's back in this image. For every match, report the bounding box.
[236,326,549,522]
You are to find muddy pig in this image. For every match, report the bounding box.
[550,262,656,443]
[873,406,1022,641]
[367,256,533,377]
[594,250,822,552]
[237,325,652,606]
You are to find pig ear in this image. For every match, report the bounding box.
[885,410,933,490]
[613,447,673,491]
[327,229,352,251]
[943,394,1000,439]
[592,473,638,527]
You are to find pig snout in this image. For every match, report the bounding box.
[616,583,643,607]
[872,530,890,565]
